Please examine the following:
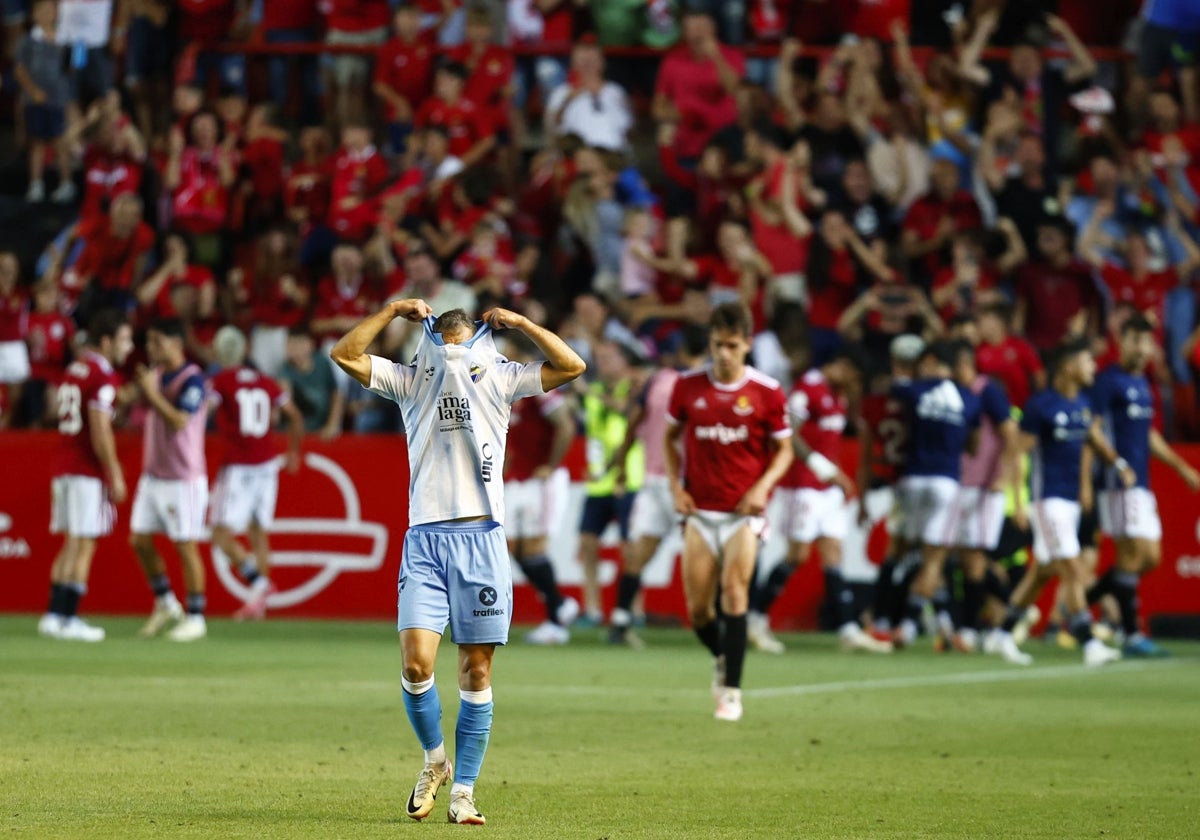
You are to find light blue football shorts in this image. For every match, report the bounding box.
[398,519,513,645]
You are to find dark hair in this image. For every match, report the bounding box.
[948,313,976,331]
[978,301,1013,323]
[148,317,186,340]
[439,60,469,81]
[832,344,870,378]
[1121,314,1156,335]
[922,340,957,369]
[709,302,753,338]
[87,309,127,344]
[288,324,314,339]
[949,338,976,369]
[680,324,709,358]
[433,309,475,336]
[1048,337,1091,375]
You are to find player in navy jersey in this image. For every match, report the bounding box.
[1087,316,1200,657]
[990,339,1132,666]
[890,342,981,647]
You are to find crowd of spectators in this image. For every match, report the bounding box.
[1,0,1200,441]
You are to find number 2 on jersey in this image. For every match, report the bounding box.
[58,383,83,434]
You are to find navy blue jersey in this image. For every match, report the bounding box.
[1089,365,1153,490]
[892,378,981,480]
[1020,388,1093,501]
[978,378,1012,427]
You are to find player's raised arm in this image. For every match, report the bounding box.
[482,308,586,391]
[330,299,433,387]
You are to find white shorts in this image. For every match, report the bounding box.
[131,475,209,542]
[779,486,848,544]
[209,462,280,532]
[504,468,569,540]
[897,476,962,547]
[685,510,765,560]
[0,340,30,384]
[629,475,678,541]
[957,487,1007,550]
[50,475,115,538]
[1098,488,1162,541]
[1030,498,1082,564]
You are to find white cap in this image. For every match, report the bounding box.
[890,334,925,363]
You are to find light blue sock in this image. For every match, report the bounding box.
[454,688,494,787]
[401,675,444,754]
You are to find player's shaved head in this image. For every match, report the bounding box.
[214,325,248,368]
[433,309,476,345]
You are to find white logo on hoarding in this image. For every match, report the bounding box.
[0,510,31,559]
[211,453,389,608]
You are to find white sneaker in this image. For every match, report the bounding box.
[748,613,785,654]
[139,596,183,637]
[1083,638,1121,667]
[956,628,980,653]
[714,687,743,722]
[38,613,63,638]
[57,617,105,642]
[555,596,580,627]
[50,181,76,204]
[525,620,569,645]
[1012,605,1041,646]
[839,624,893,654]
[405,759,452,821]
[168,614,207,642]
[997,632,1033,666]
[446,788,485,825]
[26,180,45,202]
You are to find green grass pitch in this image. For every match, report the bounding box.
[2,616,1198,839]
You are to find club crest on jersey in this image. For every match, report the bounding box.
[469,364,484,383]
[733,395,754,416]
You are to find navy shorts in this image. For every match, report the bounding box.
[398,519,512,645]
[580,493,635,540]
[25,103,65,141]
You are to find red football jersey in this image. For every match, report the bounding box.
[54,351,121,479]
[505,390,566,482]
[779,369,846,490]
[210,366,289,466]
[975,336,1042,409]
[0,288,28,342]
[374,37,436,120]
[414,96,490,158]
[666,367,791,512]
[860,391,908,486]
[312,276,376,342]
[27,311,75,382]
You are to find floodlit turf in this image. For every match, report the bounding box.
[1,617,1197,839]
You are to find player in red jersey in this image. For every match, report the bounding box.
[857,334,924,641]
[40,310,133,642]
[664,303,794,722]
[208,326,303,620]
[748,347,893,655]
[500,335,580,645]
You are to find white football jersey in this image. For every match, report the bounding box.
[366,319,545,526]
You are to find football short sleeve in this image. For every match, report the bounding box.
[499,360,546,404]
[368,354,415,403]
[176,375,208,414]
[766,386,792,439]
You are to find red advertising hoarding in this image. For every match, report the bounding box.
[1,432,1198,627]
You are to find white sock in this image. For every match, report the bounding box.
[424,742,447,767]
[610,607,632,627]
[451,782,473,798]
[838,621,859,638]
[401,674,435,695]
[251,576,271,594]
[459,687,492,704]
[158,592,179,608]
